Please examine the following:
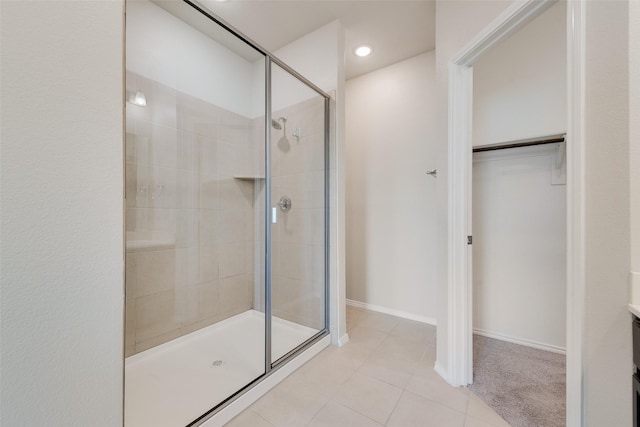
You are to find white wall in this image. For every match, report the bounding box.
[472,146,566,351]
[583,2,631,425]
[0,2,124,426]
[127,0,259,118]
[472,2,566,146]
[345,51,438,323]
[434,0,512,378]
[471,2,566,352]
[272,21,342,111]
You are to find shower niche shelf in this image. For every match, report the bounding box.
[233,175,265,181]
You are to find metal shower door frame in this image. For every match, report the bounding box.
[180,1,332,425]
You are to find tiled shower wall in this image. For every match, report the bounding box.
[267,96,327,331]
[125,71,261,356]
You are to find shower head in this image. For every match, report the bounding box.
[271,116,287,130]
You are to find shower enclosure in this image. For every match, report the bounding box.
[123,1,330,425]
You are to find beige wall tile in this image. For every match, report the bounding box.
[198,209,217,245]
[218,110,250,146]
[125,73,268,355]
[218,210,246,243]
[135,328,182,354]
[179,130,197,171]
[280,209,306,245]
[277,138,306,176]
[305,133,326,172]
[195,280,219,322]
[219,275,250,317]
[178,93,218,139]
[199,179,219,210]
[219,179,251,211]
[125,253,137,300]
[176,170,197,209]
[149,165,177,209]
[126,162,149,208]
[218,141,246,178]
[135,291,182,342]
[148,124,180,169]
[198,245,219,283]
[308,208,325,245]
[279,243,306,280]
[219,242,246,278]
[149,80,178,128]
[135,250,177,297]
[198,134,218,182]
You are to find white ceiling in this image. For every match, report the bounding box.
[198,1,436,80]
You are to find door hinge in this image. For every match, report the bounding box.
[467,236,473,245]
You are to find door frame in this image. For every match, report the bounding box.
[444,0,585,425]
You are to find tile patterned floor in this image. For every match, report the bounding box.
[226,307,510,427]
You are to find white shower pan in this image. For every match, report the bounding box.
[125,310,320,427]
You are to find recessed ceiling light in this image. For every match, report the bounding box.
[354,45,373,57]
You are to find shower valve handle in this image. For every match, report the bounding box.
[277,196,292,212]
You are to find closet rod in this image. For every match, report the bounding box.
[473,134,566,153]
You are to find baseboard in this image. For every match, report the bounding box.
[346,299,437,326]
[433,360,450,384]
[473,328,566,355]
[338,333,350,347]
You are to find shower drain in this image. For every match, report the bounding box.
[211,360,223,368]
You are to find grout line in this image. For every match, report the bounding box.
[252,409,276,427]
[383,389,405,426]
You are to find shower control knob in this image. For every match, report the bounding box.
[277,196,292,212]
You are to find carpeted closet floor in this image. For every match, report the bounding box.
[469,335,566,427]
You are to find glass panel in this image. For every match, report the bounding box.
[270,63,327,362]
[124,1,265,425]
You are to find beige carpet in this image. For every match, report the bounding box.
[468,335,566,427]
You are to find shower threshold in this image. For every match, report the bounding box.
[125,310,320,427]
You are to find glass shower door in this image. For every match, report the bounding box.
[124,1,266,425]
[269,63,327,363]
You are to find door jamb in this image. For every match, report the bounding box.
[441,1,585,425]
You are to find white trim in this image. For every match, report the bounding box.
[442,0,586,417]
[433,360,449,384]
[473,328,566,355]
[346,299,437,326]
[452,1,555,66]
[565,1,586,425]
[447,62,474,387]
[337,333,350,347]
